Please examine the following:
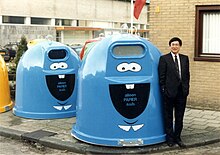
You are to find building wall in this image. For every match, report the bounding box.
[0,25,55,45]
[0,0,149,45]
[149,0,220,109]
[63,31,91,45]
[0,0,148,24]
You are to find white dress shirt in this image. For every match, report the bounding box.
[171,52,181,78]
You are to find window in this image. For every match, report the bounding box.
[62,19,72,26]
[55,19,61,26]
[195,5,220,61]
[2,16,25,24]
[78,20,87,27]
[31,17,50,25]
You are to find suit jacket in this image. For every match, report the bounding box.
[158,52,190,98]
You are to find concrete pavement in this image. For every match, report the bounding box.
[1,107,220,154]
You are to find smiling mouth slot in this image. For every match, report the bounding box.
[109,83,150,119]
[46,74,75,101]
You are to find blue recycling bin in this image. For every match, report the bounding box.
[71,34,166,146]
[13,41,80,119]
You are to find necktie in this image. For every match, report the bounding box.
[175,55,180,79]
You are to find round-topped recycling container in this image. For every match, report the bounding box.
[13,40,80,119]
[71,34,166,146]
[0,55,13,113]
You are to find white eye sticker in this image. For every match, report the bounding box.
[50,63,59,70]
[129,62,141,72]
[117,62,142,72]
[59,62,68,69]
[117,63,129,72]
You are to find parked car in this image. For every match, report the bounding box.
[0,46,10,61]
[70,45,83,56]
[4,42,18,60]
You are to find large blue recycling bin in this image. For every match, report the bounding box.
[13,41,80,119]
[72,34,166,146]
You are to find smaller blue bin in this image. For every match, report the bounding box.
[72,34,166,146]
[13,41,80,119]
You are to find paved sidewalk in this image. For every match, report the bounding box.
[1,108,220,154]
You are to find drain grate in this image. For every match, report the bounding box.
[21,129,57,142]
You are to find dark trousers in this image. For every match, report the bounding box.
[164,86,187,142]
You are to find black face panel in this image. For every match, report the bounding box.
[46,74,75,101]
[109,83,150,119]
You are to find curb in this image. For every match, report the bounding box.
[0,126,24,140]
[1,126,220,154]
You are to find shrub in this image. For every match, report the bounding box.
[9,36,28,75]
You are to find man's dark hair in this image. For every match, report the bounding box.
[169,37,182,46]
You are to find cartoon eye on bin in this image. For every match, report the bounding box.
[59,62,68,69]
[117,62,141,72]
[50,62,68,70]
[117,63,129,72]
[50,63,59,70]
[129,62,141,72]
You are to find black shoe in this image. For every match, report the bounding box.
[167,141,175,147]
[176,140,186,148]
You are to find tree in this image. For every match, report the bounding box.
[8,36,28,98]
[14,35,28,69]
[8,35,28,76]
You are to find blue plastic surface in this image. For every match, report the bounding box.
[13,41,80,119]
[72,34,166,146]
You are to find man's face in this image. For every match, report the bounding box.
[170,41,181,54]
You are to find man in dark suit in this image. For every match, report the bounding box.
[158,37,190,148]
